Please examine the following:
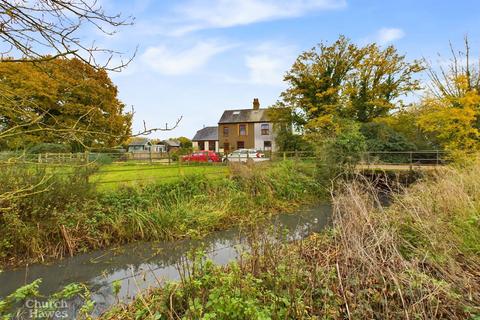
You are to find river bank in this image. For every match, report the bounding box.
[101,161,480,320]
[0,161,324,269]
[0,204,332,318]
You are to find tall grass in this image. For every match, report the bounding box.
[101,160,480,319]
[0,161,323,267]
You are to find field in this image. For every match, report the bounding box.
[101,160,480,320]
[0,160,323,268]
[91,162,229,190]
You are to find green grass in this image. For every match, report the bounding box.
[91,162,229,191]
[0,161,324,268]
[100,160,480,320]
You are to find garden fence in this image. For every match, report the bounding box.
[0,150,448,188]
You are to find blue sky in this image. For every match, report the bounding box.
[94,0,480,139]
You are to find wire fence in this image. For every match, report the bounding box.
[0,150,448,188]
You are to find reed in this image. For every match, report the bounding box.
[0,161,323,268]
[101,160,480,319]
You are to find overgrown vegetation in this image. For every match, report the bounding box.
[101,160,480,319]
[0,161,323,268]
[271,36,480,160]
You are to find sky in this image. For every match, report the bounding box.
[90,0,480,139]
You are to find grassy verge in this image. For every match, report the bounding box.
[91,162,229,191]
[0,161,323,268]
[101,161,480,319]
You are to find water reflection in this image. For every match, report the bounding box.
[0,204,331,317]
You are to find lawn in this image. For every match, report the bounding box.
[91,162,229,190]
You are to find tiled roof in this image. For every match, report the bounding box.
[128,138,150,146]
[192,126,218,141]
[218,108,270,124]
[163,139,180,147]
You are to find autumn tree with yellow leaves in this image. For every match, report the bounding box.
[277,35,424,136]
[0,58,132,150]
[417,38,480,154]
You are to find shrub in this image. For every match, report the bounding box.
[316,121,366,177]
[102,158,480,320]
[0,165,94,263]
[27,143,71,154]
[89,153,113,165]
[0,161,322,267]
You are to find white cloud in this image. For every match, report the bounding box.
[241,43,296,86]
[165,0,347,36]
[376,28,405,45]
[209,42,294,86]
[141,40,232,75]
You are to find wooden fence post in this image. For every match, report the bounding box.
[84,150,90,184]
[409,151,413,171]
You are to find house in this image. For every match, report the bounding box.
[218,98,276,153]
[127,138,151,152]
[151,142,167,153]
[192,126,219,152]
[162,139,181,152]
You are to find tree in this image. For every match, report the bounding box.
[0,1,182,208]
[418,88,480,153]
[275,128,313,152]
[278,35,424,134]
[268,103,313,152]
[375,107,438,150]
[176,137,193,149]
[417,37,480,154]
[0,58,132,150]
[281,36,360,130]
[0,0,182,151]
[342,44,424,122]
[0,0,134,70]
[360,122,415,152]
[318,120,366,174]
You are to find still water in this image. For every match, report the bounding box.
[0,204,331,317]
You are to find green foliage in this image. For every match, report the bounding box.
[418,82,480,154]
[0,164,94,262]
[277,35,424,130]
[269,35,424,158]
[102,248,331,320]
[416,38,480,154]
[274,126,314,152]
[0,280,93,320]
[0,58,132,150]
[317,120,366,174]
[360,122,415,152]
[27,143,71,154]
[104,159,480,320]
[90,153,114,165]
[376,108,438,150]
[0,161,323,267]
[175,137,193,149]
[0,279,42,319]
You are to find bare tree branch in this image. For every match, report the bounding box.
[0,0,135,71]
[131,116,183,137]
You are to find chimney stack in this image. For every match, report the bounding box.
[253,98,260,110]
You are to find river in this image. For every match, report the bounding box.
[0,204,331,318]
